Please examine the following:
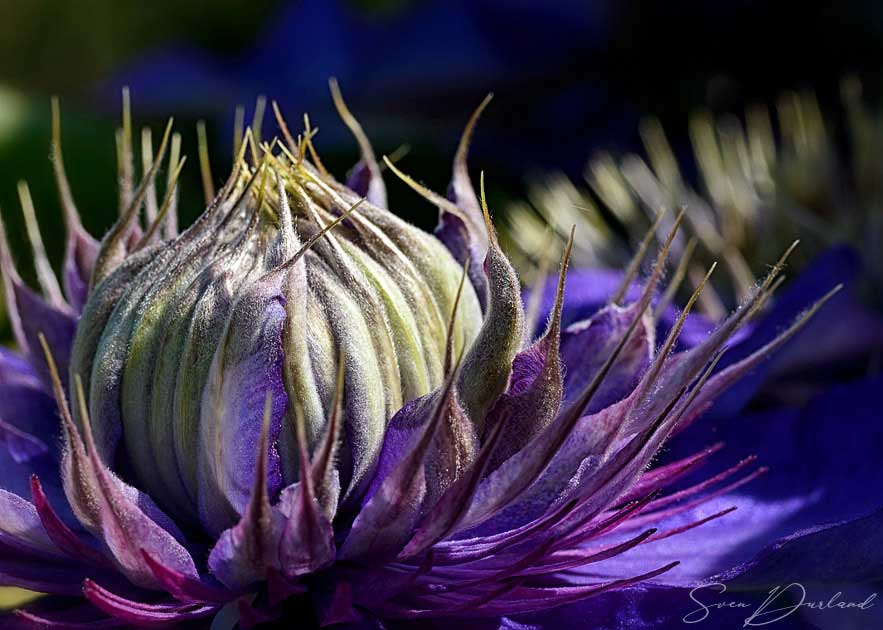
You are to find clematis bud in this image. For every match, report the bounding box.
[0,87,839,628]
[70,134,488,534]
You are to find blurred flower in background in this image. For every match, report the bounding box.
[504,80,883,310]
[103,0,615,178]
[502,82,883,410]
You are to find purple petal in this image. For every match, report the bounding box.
[341,374,465,561]
[11,605,123,629]
[346,160,386,208]
[62,227,99,313]
[718,507,883,630]
[275,481,336,580]
[559,302,653,416]
[458,392,636,538]
[3,280,77,394]
[480,259,565,472]
[708,245,883,417]
[526,511,883,629]
[0,348,41,388]
[0,433,67,519]
[207,522,279,592]
[0,383,59,460]
[0,215,77,391]
[524,268,636,334]
[58,403,198,589]
[198,288,287,533]
[0,420,49,464]
[579,375,883,587]
[0,490,64,559]
[526,267,724,350]
[207,401,285,591]
[455,266,669,539]
[492,585,741,630]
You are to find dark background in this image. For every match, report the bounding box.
[0,0,881,330]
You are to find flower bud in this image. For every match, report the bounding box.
[71,154,482,532]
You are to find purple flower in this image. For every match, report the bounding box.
[0,89,868,630]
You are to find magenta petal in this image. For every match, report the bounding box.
[31,475,110,569]
[12,608,123,630]
[83,580,218,627]
[142,551,232,604]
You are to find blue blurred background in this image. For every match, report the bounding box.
[1,0,882,338]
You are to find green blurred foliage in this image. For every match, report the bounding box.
[0,587,41,610]
[0,89,209,345]
[0,0,285,345]
[0,0,283,97]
